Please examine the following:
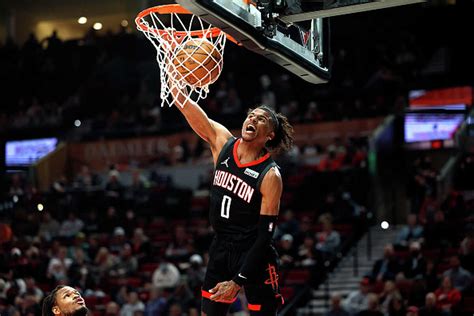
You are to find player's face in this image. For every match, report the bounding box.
[52,286,88,316]
[242,109,274,143]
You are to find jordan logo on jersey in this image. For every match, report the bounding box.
[213,170,255,203]
[220,157,230,168]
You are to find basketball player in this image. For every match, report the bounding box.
[171,85,294,316]
[42,285,89,316]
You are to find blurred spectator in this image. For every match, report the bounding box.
[144,287,167,316]
[1,269,26,300]
[278,234,297,270]
[442,255,472,292]
[38,211,60,241]
[325,292,350,316]
[101,206,120,234]
[167,303,183,316]
[83,211,100,235]
[275,209,300,240]
[23,277,43,303]
[93,247,119,282]
[387,294,405,316]
[109,244,138,277]
[120,291,145,316]
[424,211,452,249]
[131,228,151,263]
[315,213,341,258]
[378,280,401,315]
[342,277,371,315]
[8,173,25,197]
[371,244,401,282]
[166,283,196,314]
[433,276,461,315]
[356,293,383,316]
[296,234,317,267]
[105,301,121,316]
[418,292,441,316]
[47,246,72,283]
[15,292,41,316]
[418,190,438,226]
[394,214,423,249]
[459,226,474,272]
[68,248,93,290]
[42,30,62,52]
[424,259,440,293]
[165,225,192,262]
[152,261,181,290]
[58,212,84,239]
[74,165,100,189]
[105,169,124,202]
[406,306,419,316]
[186,254,206,297]
[110,227,127,254]
[402,241,426,279]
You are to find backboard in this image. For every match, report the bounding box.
[176,0,426,84]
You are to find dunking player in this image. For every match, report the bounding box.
[171,86,294,315]
[42,285,89,316]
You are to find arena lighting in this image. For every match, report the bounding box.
[381,221,389,230]
[78,17,87,24]
[37,204,44,211]
[12,195,18,203]
[93,22,103,30]
[74,119,82,127]
[121,19,129,27]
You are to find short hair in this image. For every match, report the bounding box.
[42,285,65,316]
[250,106,294,154]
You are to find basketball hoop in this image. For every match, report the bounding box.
[136,4,235,107]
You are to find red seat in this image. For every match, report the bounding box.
[463,296,474,312]
[126,277,142,288]
[85,296,98,309]
[280,287,295,300]
[283,269,311,285]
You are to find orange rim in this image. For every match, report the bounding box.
[135,4,240,45]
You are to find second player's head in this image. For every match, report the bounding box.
[42,286,88,316]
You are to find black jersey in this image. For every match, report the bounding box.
[210,137,277,242]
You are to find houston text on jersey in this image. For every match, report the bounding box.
[213,170,255,203]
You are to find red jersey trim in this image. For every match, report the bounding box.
[233,138,270,168]
[248,304,262,311]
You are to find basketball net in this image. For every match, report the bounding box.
[135,5,227,107]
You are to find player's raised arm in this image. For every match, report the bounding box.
[169,84,233,164]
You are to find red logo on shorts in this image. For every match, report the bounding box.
[264,264,279,290]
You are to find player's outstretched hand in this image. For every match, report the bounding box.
[209,280,241,303]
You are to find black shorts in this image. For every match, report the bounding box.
[202,237,284,316]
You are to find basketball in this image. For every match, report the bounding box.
[172,38,223,87]
[0,223,12,244]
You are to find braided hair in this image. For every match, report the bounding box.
[42,285,65,316]
[253,105,294,154]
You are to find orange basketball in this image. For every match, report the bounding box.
[0,223,12,244]
[172,38,222,87]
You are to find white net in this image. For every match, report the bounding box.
[136,5,227,107]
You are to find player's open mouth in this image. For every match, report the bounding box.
[246,125,256,132]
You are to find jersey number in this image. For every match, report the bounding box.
[221,195,232,219]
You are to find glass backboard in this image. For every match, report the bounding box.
[176,0,425,84]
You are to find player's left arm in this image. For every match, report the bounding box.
[210,167,282,302]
